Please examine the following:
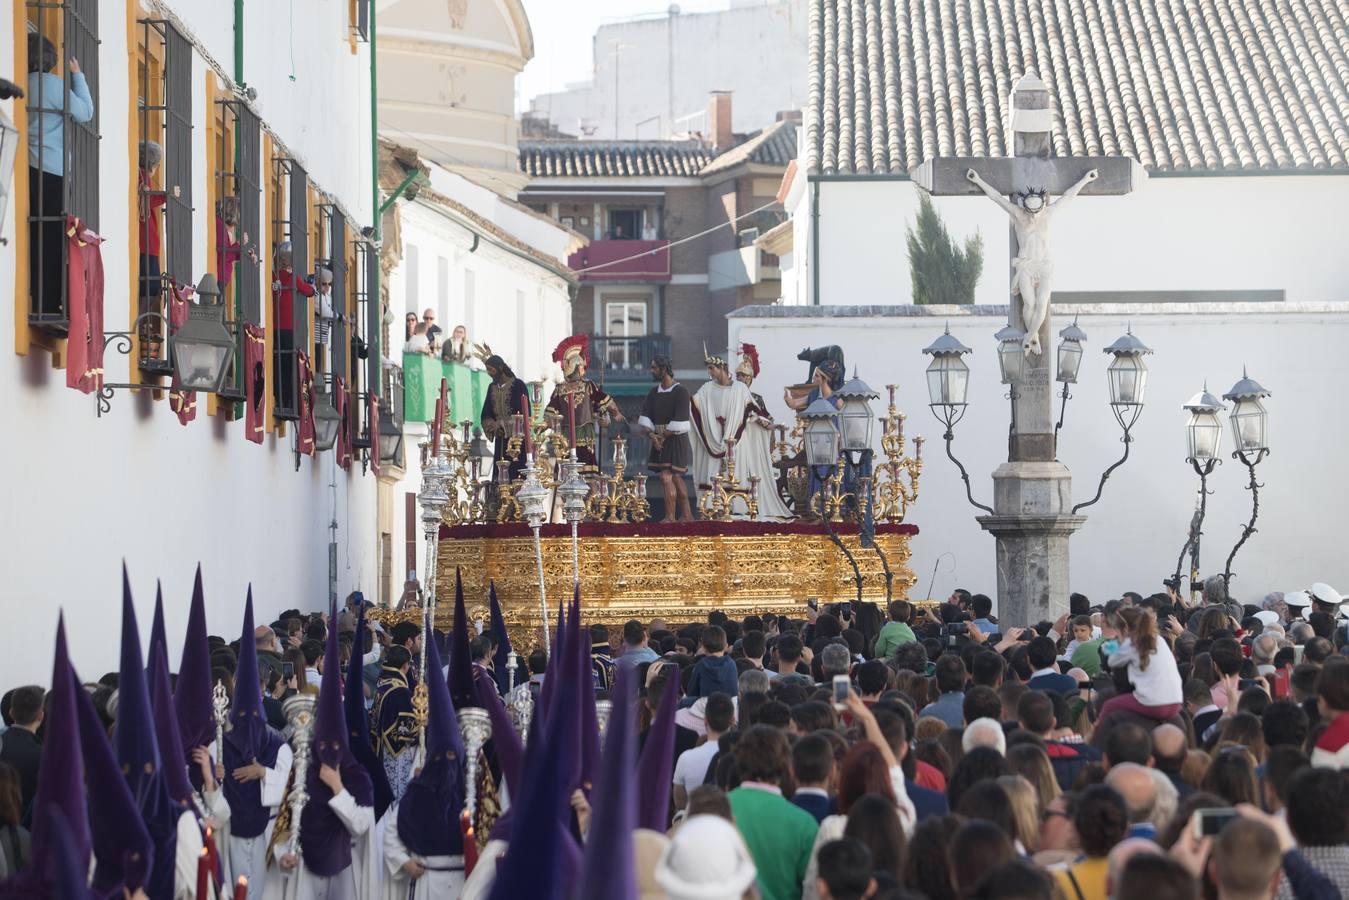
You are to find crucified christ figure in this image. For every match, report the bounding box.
[966,167,1098,355]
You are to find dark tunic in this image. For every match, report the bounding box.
[547,378,614,468]
[480,377,530,482]
[640,383,693,473]
[372,669,418,761]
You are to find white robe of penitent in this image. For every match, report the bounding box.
[228,743,294,900]
[380,801,466,900]
[260,790,377,900]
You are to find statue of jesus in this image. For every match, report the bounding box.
[966,167,1098,355]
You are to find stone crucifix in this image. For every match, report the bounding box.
[909,72,1147,624]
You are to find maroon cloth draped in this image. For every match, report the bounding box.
[297,351,316,455]
[334,374,352,470]
[64,217,105,395]
[168,283,197,426]
[243,323,266,444]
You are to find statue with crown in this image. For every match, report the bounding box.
[547,334,624,469]
[690,343,793,520]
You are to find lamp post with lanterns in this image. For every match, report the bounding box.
[1172,384,1225,597]
[516,455,552,655]
[1221,370,1271,592]
[1053,316,1087,434]
[800,396,864,605]
[1071,328,1152,513]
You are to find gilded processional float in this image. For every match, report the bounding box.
[388,338,925,649]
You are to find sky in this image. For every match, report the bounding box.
[517,0,732,111]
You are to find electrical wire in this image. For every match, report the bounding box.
[571,199,783,274]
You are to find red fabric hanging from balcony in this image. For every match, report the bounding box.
[168,283,197,426]
[243,323,266,444]
[65,217,105,395]
[297,350,316,455]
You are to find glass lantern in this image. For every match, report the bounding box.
[1182,385,1225,463]
[378,407,404,466]
[612,436,628,470]
[1056,316,1087,384]
[1104,329,1153,407]
[925,354,969,406]
[800,397,842,468]
[995,326,1027,385]
[1223,370,1271,455]
[170,274,235,394]
[313,392,342,451]
[835,374,879,453]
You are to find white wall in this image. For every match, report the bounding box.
[802,175,1349,306]
[0,1,378,688]
[729,305,1349,616]
[528,0,808,139]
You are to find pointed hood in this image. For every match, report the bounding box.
[574,590,601,793]
[488,582,516,694]
[74,664,153,896]
[448,569,475,708]
[114,566,179,900]
[488,621,583,900]
[397,616,467,857]
[22,616,91,893]
[539,596,568,719]
[561,590,586,794]
[474,675,523,796]
[148,587,195,807]
[312,596,347,767]
[148,582,169,673]
[48,807,95,900]
[636,672,679,831]
[174,565,214,755]
[225,587,267,754]
[576,664,639,900]
[344,600,393,818]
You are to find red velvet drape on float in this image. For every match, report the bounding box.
[168,283,197,425]
[367,390,380,476]
[243,323,266,444]
[334,374,351,470]
[65,217,105,395]
[297,350,316,455]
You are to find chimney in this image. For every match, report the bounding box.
[709,91,733,152]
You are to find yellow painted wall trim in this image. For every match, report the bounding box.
[205,70,220,418]
[263,134,276,434]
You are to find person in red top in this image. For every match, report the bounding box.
[272,240,314,411]
[215,196,255,292]
[138,141,177,359]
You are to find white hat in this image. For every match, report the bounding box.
[1309,583,1345,606]
[655,815,758,900]
[1284,590,1312,608]
[1340,604,1349,620]
[1253,610,1281,627]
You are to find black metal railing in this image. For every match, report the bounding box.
[271,157,309,419]
[590,334,671,378]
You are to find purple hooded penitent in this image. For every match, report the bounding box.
[115,567,178,899]
[8,616,91,896]
[222,588,286,840]
[344,600,394,819]
[174,566,215,775]
[473,676,523,797]
[397,618,466,857]
[576,664,639,900]
[149,584,196,808]
[448,569,475,709]
[487,582,519,695]
[635,671,679,831]
[299,598,374,878]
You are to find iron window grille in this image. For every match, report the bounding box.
[270,156,310,420]
[135,18,193,375]
[354,0,370,42]
[26,0,100,333]
[316,204,348,391]
[352,237,374,450]
[211,99,261,402]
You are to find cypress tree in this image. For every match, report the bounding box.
[906,193,984,305]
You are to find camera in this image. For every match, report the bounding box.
[943,623,968,636]
[1193,808,1239,838]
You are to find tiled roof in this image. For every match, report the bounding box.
[806,0,1349,175]
[519,140,712,178]
[701,119,801,176]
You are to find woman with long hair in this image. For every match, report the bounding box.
[997,775,1043,854]
[905,816,962,900]
[842,793,906,892]
[1006,743,1060,814]
[0,763,30,880]
[1200,746,1261,806]
[1098,607,1184,725]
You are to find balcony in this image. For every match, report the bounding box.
[402,353,490,428]
[590,334,671,380]
[708,246,781,291]
[568,239,671,283]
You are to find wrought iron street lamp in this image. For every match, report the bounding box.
[171,274,236,394]
[1221,370,1272,592]
[1054,316,1087,433]
[1073,328,1153,513]
[313,392,342,452]
[799,396,863,604]
[921,327,991,514]
[994,326,1027,386]
[835,373,879,457]
[378,404,404,467]
[1173,384,1225,595]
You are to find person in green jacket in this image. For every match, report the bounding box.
[873,600,918,661]
[728,725,820,900]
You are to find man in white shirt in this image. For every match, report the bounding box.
[672,693,734,809]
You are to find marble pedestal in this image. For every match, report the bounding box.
[977,461,1085,627]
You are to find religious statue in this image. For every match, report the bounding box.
[476,346,530,482]
[965,166,1098,355]
[734,344,792,519]
[636,356,694,522]
[547,334,623,468]
[786,345,846,411]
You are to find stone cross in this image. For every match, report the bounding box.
[909,73,1146,625]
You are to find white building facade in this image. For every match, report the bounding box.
[0,0,383,686]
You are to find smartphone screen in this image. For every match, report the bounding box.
[1195,808,1239,838]
[832,674,849,706]
[807,597,819,611]
[283,662,294,679]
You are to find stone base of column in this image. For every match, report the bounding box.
[976,461,1086,627]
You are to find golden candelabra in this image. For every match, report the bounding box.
[812,468,854,523]
[699,439,760,521]
[585,435,649,523]
[872,384,925,523]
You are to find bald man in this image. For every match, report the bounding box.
[1151,723,1193,799]
[1105,763,1160,841]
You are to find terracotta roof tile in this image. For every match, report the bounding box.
[807,0,1349,174]
[518,140,712,178]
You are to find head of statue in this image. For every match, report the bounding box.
[1016,188,1048,215]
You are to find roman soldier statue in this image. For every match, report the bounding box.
[546,334,623,468]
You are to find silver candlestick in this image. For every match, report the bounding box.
[212,680,229,766]
[282,693,317,855]
[516,455,551,655]
[458,708,493,827]
[557,451,590,588]
[508,683,534,743]
[506,649,518,694]
[595,698,613,739]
